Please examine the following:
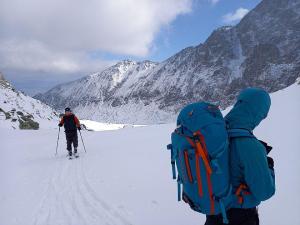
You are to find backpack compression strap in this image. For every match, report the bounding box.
[227,128,255,139]
[186,131,215,215]
[235,184,251,204]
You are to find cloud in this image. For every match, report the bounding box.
[223,8,249,24]
[0,0,192,75]
[0,39,112,74]
[209,0,220,5]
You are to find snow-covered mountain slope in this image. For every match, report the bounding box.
[35,0,300,124]
[1,81,299,225]
[0,74,58,129]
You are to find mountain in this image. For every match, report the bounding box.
[0,73,58,129]
[35,0,300,124]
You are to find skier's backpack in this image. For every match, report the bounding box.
[63,114,77,131]
[167,102,248,223]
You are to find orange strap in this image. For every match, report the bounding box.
[196,131,215,214]
[195,152,203,196]
[236,184,248,196]
[186,137,203,196]
[198,131,215,214]
[195,140,212,175]
[185,137,195,148]
[196,131,210,158]
[184,151,193,183]
[236,184,251,204]
[206,168,215,214]
[186,132,214,214]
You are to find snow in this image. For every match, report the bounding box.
[80,120,125,131]
[80,120,145,132]
[227,28,246,81]
[0,82,299,225]
[78,100,175,125]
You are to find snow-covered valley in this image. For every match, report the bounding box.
[0,82,299,225]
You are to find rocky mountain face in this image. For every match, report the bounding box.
[0,73,58,129]
[35,0,300,124]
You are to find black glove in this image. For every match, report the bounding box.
[58,123,63,127]
[77,127,81,130]
[259,140,273,155]
[267,156,274,170]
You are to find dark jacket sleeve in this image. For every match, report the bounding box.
[238,138,275,201]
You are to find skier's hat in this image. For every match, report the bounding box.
[65,107,71,112]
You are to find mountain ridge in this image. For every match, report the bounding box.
[35,0,300,124]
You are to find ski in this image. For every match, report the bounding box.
[66,153,78,159]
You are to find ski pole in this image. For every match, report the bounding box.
[55,127,60,156]
[79,130,87,153]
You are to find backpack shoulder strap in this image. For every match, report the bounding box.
[227,128,256,139]
[71,114,75,123]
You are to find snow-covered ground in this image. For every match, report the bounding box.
[80,120,145,132]
[0,82,299,225]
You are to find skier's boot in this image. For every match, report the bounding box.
[74,148,79,158]
[68,150,72,159]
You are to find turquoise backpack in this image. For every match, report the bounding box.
[167,102,254,223]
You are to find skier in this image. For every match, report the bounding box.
[58,107,81,158]
[205,88,275,225]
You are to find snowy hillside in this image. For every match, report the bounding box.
[0,81,299,225]
[0,74,58,129]
[35,0,300,124]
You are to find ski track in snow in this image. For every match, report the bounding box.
[32,155,132,225]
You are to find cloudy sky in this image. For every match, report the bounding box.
[0,0,260,95]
